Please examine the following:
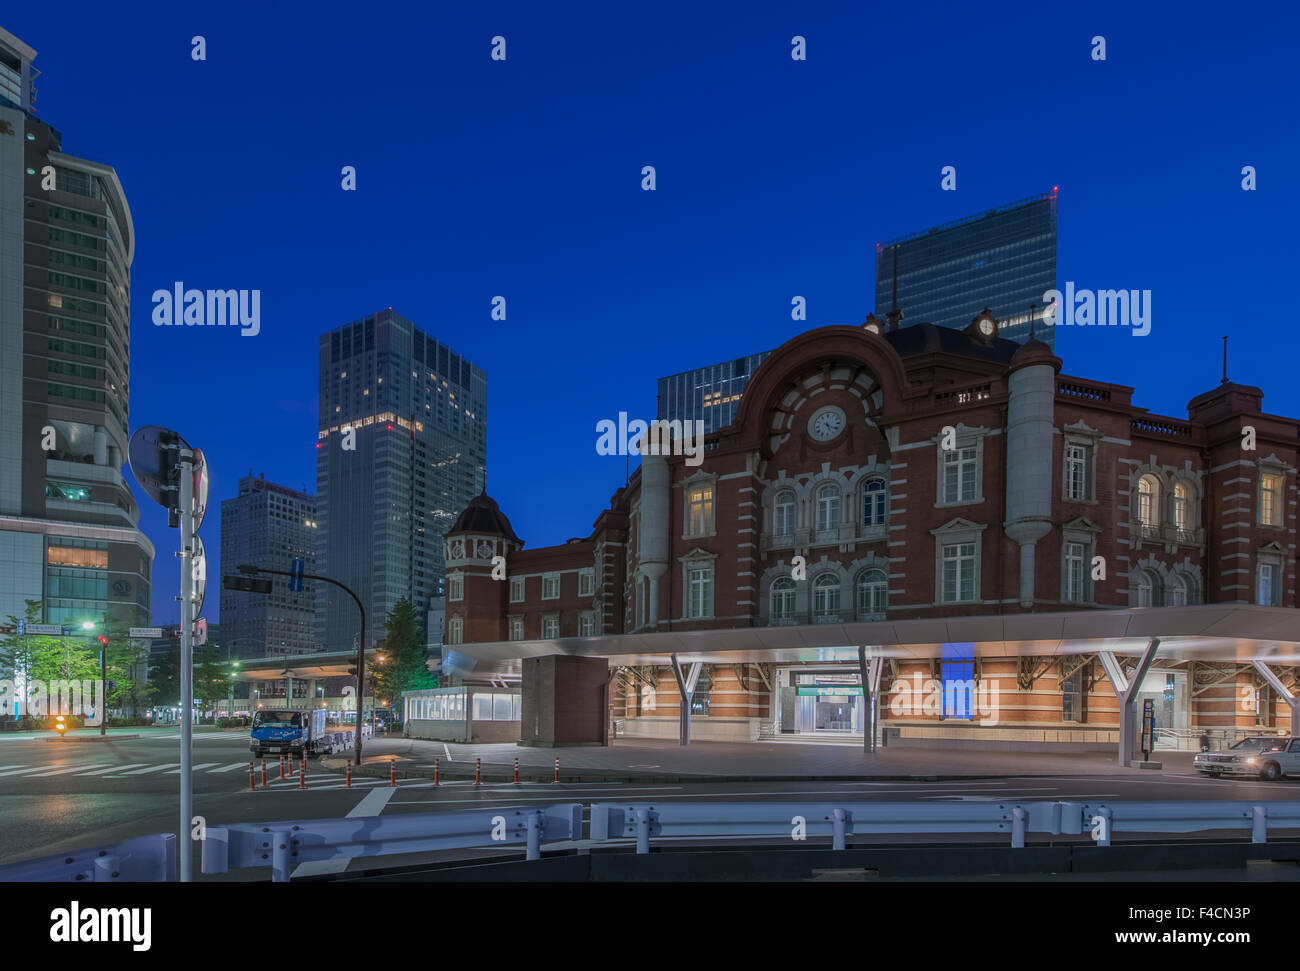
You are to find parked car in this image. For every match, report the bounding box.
[1193,734,1296,780]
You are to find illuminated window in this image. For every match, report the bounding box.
[47,545,108,568]
[1137,475,1160,527]
[1260,472,1284,527]
[687,485,714,537]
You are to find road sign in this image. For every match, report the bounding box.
[15,620,23,636]
[128,425,188,511]
[192,448,210,532]
[129,627,164,638]
[289,557,304,592]
[192,535,207,617]
[195,617,208,647]
[24,623,63,636]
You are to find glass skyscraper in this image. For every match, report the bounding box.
[316,309,485,651]
[657,351,772,434]
[875,190,1059,347]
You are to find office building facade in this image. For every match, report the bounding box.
[316,309,485,651]
[0,26,153,631]
[875,190,1059,347]
[219,474,318,659]
[657,350,771,434]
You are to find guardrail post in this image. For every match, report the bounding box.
[1011,806,1027,848]
[1095,807,1112,847]
[832,808,847,851]
[93,854,119,881]
[1058,801,1083,835]
[1253,805,1267,843]
[526,811,542,861]
[271,831,292,882]
[635,808,651,854]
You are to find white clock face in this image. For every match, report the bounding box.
[979,318,995,336]
[808,406,846,442]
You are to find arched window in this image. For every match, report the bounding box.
[813,573,841,622]
[816,484,841,532]
[1173,481,1192,531]
[863,478,887,527]
[770,577,796,623]
[1135,571,1160,608]
[856,569,887,618]
[1137,475,1161,527]
[773,490,796,536]
[1168,573,1189,607]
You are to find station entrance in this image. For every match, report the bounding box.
[779,668,865,736]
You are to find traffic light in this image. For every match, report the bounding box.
[54,714,67,736]
[222,574,273,594]
[96,635,108,648]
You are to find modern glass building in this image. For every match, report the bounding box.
[316,309,485,651]
[219,474,318,659]
[874,190,1059,347]
[657,351,772,434]
[0,25,153,632]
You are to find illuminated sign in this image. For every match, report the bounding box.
[796,686,864,697]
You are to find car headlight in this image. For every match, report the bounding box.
[1246,757,1257,764]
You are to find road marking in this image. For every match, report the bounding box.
[0,762,100,777]
[25,763,110,777]
[122,763,179,775]
[165,763,219,773]
[444,744,452,761]
[209,762,252,773]
[291,784,397,878]
[76,763,149,775]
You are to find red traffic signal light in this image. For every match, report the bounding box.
[96,636,108,646]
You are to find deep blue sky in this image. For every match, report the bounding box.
[8,1,1299,625]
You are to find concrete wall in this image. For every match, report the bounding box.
[622,716,760,742]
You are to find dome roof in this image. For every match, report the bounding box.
[449,492,521,543]
[1009,335,1060,372]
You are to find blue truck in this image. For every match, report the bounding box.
[249,709,370,759]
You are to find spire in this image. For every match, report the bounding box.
[1028,303,1037,341]
[1221,335,1229,385]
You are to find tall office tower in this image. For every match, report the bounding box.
[316,309,486,651]
[0,26,153,630]
[875,189,1059,347]
[219,474,318,659]
[657,350,772,434]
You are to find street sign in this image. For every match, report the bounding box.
[195,617,208,647]
[1141,697,1155,760]
[24,623,63,636]
[129,627,164,638]
[15,620,24,636]
[127,425,188,511]
[289,557,304,592]
[192,448,210,532]
[192,535,207,617]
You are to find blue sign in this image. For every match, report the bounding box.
[15,620,23,636]
[289,558,304,592]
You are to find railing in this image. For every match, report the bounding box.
[589,799,1300,852]
[0,834,175,882]
[1057,380,1111,402]
[1131,417,1194,438]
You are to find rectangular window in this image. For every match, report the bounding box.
[508,616,524,641]
[1064,443,1091,500]
[541,573,560,599]
[1260,472,1283,526]
[1064,542,1087,603]
[687,485,714,536]
[1062,671,1083,723]
[941,543,976,603]
[1258,563,1277,606]
[687,566,713,619]
[578,568,594,597]
[541,615,559,638]
[448,574,463,601]
[509,576,524,602]
[579,611,596,636]
[47,545,108,568]
[943,446,978,503]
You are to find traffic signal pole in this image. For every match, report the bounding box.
[178,448,195,883]
[236,565,367,767]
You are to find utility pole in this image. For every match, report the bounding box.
[178,447,195,882]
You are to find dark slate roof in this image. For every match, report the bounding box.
[883,322,1021,365]
[449,492,521,543]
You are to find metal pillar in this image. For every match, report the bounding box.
[178,449,195,882]
[1251,661,1300,735]
[857,647,884,753]
[670,654,701,746]
[1098,638,1160,766]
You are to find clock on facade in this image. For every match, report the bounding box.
[807,405,846,442]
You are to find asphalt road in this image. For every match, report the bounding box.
[3,729,1299,879]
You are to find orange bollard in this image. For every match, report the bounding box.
[261,759,268,787]
[248,761,256,790]
[345,762,352,788]
[553,758,560,784]
[513,756,520,786]
[389,761,396,787]
[279,754,286,780]
[474,756,482,787]
[433,757,439,786]
[300,754,307,789]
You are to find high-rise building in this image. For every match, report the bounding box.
[316,309,485,651]
[0,26,153,631]
[657,351,772,434]
[219,474,318,659]
[875,190,1059,346]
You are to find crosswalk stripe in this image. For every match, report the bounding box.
[121,763,179,775]
[165,763,219,774]
[0,762,101,777]
[25,763,110,777]
[77,763,149,775]
[209,762,251,773]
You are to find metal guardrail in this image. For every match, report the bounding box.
[201,804,583,882]
[0,833,176,882]
[589,800,1300,852]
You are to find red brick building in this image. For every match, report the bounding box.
[440,314,1300,755]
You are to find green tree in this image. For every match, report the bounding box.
[149,641,180,708]
[100,614,154,716]
[373,597,436,711]
[192,643,231,721]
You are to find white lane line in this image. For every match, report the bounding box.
[291,785,397,877]
[164,763,219,773]
[76,763,149,776]
[26,763,110,777]
[121,763,179,775]
[443,744,452,761]
[209,762,251,773]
